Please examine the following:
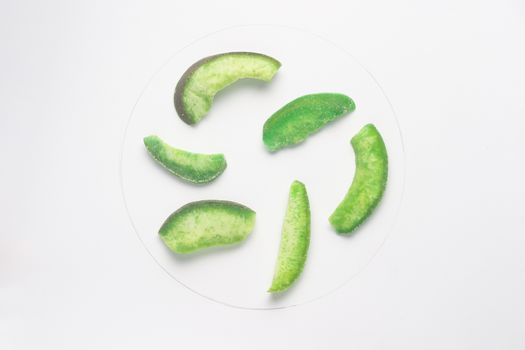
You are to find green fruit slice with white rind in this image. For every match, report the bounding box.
[175,52,281,125]
[268,180,310,292]
[263,93,355,152]
[329,124,388,234]
[144,135,226,184]
[159,200,256,254]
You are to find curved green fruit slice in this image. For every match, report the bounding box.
[329,124,388,234]
[174,52,281,125]
[144,135,226,184]
[268,180,310,293]
[263,93,355,152]
[159,200,256,254]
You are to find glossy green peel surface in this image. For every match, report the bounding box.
[263,93,355,152]
[269,181,310,293]
[175,52,281,125]
[159,200,256,254]
[144,135,226,184]
[329,124,388,234]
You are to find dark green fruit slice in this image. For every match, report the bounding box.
[329,124,388,234]
[175,52,281,125]
[159,200,256,254]
[268,181,310,293]
[263,93,355,152]
[144,135,226,184]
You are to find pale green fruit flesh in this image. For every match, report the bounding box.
[269,180,310,292]
[175,52,281,125]
[159,200,256,254]
[144,135,226,184]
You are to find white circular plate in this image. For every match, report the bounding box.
[121,25,405,309]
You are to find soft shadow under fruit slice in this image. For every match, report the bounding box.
[329,124,388,234]
[159,200,256,254]
[263,93,355,152]
[174,52,281,125]
[143,135,226,184]
[269,180,311,293]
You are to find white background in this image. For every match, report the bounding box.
[1,0,524,349]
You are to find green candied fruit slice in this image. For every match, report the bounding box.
[329,124,388,234]
[175,52,281,125]
[263,93,355,152]
[268,180,311,293]
[159,200,256,254]
[144,135,226,184]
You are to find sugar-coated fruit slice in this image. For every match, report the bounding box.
[159,200,256,254]
[144,135,226,184]
[174,52,281,125]
[263,93,355,152]
[329,124,388,234]
[268,180,311,293]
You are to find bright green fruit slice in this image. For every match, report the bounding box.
[174,52,281,125]
[268,180,310,293]
[144,135,226,184]
[263,93,355,152]
[329,124,388,234]
[159,200,256,254]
